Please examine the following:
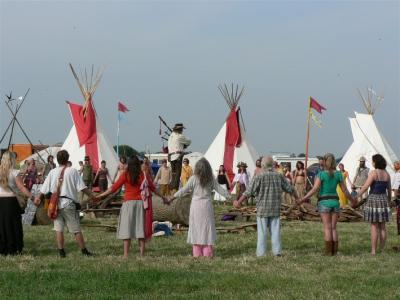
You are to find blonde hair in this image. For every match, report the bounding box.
[0,151,16,190]
[324,153,336,176]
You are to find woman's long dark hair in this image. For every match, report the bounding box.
[126,156,141,184]
[218,165,226,175]
[296,161,304,171]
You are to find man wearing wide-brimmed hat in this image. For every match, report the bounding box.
[352,156,370,203]
[168,123,191,192]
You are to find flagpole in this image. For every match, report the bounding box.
[305,97,311,171]
[117,111,120,158]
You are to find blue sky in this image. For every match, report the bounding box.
[0,0,399,157]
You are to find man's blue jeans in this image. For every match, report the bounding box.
[256,216,281,256]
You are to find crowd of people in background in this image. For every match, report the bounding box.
[0,147,399,259]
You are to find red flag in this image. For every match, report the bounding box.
[118,101,129,113]
[67,99,99,171]
[309,97,326,114]
[223,106,242,183]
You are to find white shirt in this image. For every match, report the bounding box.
[0,169,19,197]
[392,172,400,190]
[40,166,86,209]
[168,131,191,161]
[233,172,251,187]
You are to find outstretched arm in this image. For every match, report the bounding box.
[213,178,231,199]
[225,174,231,189]
[339,181,355,206]
[168,177,194,203]
[300,177,321,203]
[93,170,99,184]
[15,175,33,199]
[357,172,375,197]
[387,179,392,202]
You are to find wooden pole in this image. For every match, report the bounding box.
[305,97,311,171]
[117,111,120,157]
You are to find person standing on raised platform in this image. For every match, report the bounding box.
[168,123,191,193]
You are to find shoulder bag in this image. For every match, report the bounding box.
[47,167,67,220]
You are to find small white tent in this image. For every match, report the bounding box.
[340,112,398,187]
[19,146,61,167]
[62,122,119,177]
[204,84,259,178]
[61,64,119,178]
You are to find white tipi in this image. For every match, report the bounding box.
[204,84,259,179]
[61,64,119,178]
[340,88,398,187]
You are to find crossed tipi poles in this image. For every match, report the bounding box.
[0,89,45,163]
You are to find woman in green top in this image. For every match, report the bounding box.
[299,153,355,256]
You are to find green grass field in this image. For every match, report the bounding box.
[1,209,399,300]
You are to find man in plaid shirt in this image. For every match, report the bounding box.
[234,156,298,256]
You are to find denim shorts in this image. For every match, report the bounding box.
[317,203,340,213]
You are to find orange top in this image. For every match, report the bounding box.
[111,172,155,201]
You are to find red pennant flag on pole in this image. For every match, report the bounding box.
[118,101,129,113]
[309,97,326,114]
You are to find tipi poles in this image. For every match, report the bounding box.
[0,89,30,145]
[7,104,18,148]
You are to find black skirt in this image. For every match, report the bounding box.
[0,197,24,255]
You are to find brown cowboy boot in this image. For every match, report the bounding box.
[332,241,338,256]
[325,241,333,256]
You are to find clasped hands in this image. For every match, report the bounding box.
[162,196,173,205]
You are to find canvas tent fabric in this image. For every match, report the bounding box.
[61,64,119,180]
[204,113,259,179]
[62,108,119,179]
[19,146,61,167]
[340,112,398,188]
[204,84,259,182]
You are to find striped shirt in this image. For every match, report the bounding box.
[244,170,294,217]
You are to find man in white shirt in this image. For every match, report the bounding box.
[35,150,94,258]
[168,123,191,192]
[392,161,400,192]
